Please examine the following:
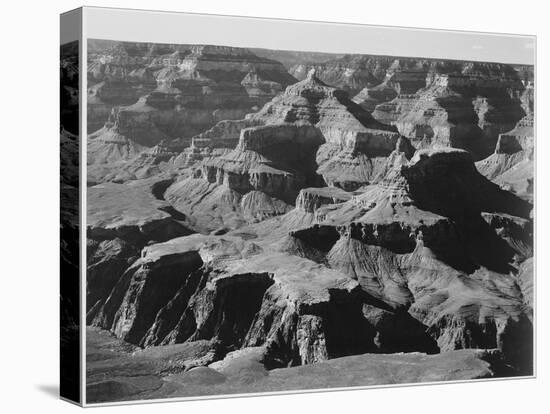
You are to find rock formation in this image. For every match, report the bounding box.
[289,55,395,95]
[85,42,535,402]
[87,42,296,132]
[160,70,404,232]
[88,147,533,378]
[87,41,297,183]
[373,62,527,160]
[475,80,534,201]
[86,324,502,403]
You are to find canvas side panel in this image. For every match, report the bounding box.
[60,9,81,404]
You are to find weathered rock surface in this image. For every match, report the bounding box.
[86,178,196,322]
[88,140,181,184]
[86,325,506,403]
[372,63,528,160]
[476,115,534,201]
[353,83,398,112]
[224,148,533,373]
[88,148,533,380]
[87,42,295,129]
[87,41,297,183]
[517,258,533,319]
[86,44,534,399]
[160,70,404,232]
[289,55,395,95]
[87,178,193,242]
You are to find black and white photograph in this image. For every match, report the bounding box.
[2,1,549,413]
[82,12,534,404]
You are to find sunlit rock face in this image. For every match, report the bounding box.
[372,62,527,161]
[86,41,297,184]
[161,70,408,232]
[85,42,534,403]
[88,147,533,385]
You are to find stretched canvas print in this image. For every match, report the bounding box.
[60,7,536,406]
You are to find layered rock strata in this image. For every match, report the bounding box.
[87,41,297,183]
[86,324,503,403]
[372,63,528,160]
[476,115,534,201]
[229,148,533,372]
[85,45,535,394]
[161,71,406,232]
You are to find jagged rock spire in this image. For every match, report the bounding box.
[306,68,317,81]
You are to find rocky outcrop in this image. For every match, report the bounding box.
[295,187,352,214]
[90,234,436,366]
[86,323,502,403]
[87,238,140,317]
[87,41,296,133]
[87,178,194,242]
[200,124,323,196]
[373,63,528,160]
[175,119,255,166]
[163,70,403,231]
[316,135,413,190]
[92,148,532,374]
[85,44,535,393]
[87,41,298,184]
[517,258,533,319]
[351,59,433,118]
[289,55,395,95]
[476,115,534,201]
[353,83,398,112]
[86,178,196,323]
[93,249,205,345]
[402,148,531,219]
[257,148,533,371]
[88,140,181,184]
[87,42,161,131]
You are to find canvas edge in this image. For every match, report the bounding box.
[59,6,84,407]
[73,6,537,407]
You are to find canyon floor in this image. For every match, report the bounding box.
[87,327,505,403]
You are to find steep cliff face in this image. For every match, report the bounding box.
[289,55,396,95]
[89,146,532,377]
[373,63,527,160]
[315,135,414,191]
[86,322,500,403]
[87,41,298,184]
[163,124,316,233]
[159,71,407,232]
[88,140,181,184]
[161,64,532,235]
[88,42,296,132]
[246,148,533,372]
[353,83,398,112]
[90,234,437,366]
[476,115,534,201]
[87,42,161,131]
[290,57,459,103]
[86,177,196,323]
[295,187,352,213]
[86,44,534,392]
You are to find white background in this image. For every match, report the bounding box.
[0,0,547,412]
